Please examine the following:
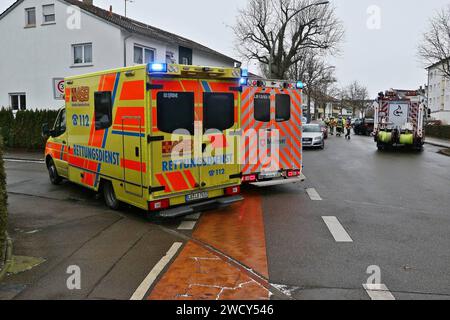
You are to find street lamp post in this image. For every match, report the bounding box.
[124,0,134,17]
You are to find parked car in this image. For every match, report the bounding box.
[353,118,374,136]
[319,122,329,139]
[302,124,325,149]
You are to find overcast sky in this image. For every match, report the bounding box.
[1,0,449,97]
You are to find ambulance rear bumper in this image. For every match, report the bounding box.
[250,175,305,187]
[155,195,244,219]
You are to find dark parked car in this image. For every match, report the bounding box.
[353,118,374,136]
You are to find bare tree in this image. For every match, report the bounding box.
[418,5,450,78]
[234,0,344,79]
[288,49,336,119]
[342,81,369,117]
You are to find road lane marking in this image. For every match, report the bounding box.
[363,284,396,300]
[306,188,322,201]
[185,213,201,220]
[322,216,353,242]
[178,221,197,230]
[130,242,183,300]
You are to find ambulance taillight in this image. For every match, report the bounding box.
[225,186,241,196]
[149,199,170,211]
[286,170,301,178]
[242,174,257,183]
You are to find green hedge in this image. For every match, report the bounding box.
[0,136,7,264]
[426,125,450,140]
[0,108,59,151]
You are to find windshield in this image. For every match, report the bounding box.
[303,125,321,133]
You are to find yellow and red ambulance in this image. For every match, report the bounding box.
[239,76,304,187]
[43,63,243,217]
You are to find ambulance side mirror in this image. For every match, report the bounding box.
[42,123,50,138]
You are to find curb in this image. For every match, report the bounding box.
[4,157,45,163]
[425,141,450,149]
[0,232,13,281]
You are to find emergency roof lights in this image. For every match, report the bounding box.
[241,68,249,77]
[148,63,167,73]
[296,81,304,89]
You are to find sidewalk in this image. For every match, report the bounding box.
[425,137,450,149]
[3,150,44,162]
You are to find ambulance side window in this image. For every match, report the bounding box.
[53,108,66,136]
[94,91,113,130]
[254,93,271,122]
[203,93,235,132]
[157,92,195,135]
[276,94,291,122]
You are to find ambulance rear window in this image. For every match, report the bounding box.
[203,93,235,132]
[254,93,271,122]
[157,92,195,135]
[276,94,291,122]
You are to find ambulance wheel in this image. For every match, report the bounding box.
[47,159,62,185]
[103,181,120,210]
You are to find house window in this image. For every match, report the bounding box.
[10,93,26,111]
[134,45,155,64]
[25,7,36,27]
[72,43,93,65]
[179,46,192,65]
[42,4,55,24]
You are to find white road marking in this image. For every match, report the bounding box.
[5,159,45,164]
[178,221,197,230]
[322,216,353,242]
[306,188,322,201]
[363,284,396,300]
[185,213,201,220]
[130,242,183,300]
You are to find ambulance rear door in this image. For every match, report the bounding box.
[149,78,201,198]
[272,88,302,173]
[200,79,241,189]
[240,86,273,177]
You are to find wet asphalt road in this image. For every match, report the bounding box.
[262,135,450,300]
[1,134,449,300]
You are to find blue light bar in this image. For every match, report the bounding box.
[241,69,249,77]
[148,63,167,73]
[240,78,248,85]
[296,81,304,89]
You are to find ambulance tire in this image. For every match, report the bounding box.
[103,181,121,210]
[47,159,62,185]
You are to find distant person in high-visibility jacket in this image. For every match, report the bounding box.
[329,117,336,136]
[336,116,345,137]
[345,117,352,140]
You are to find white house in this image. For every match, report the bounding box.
[0,0,239,110]
[427,60,450,124]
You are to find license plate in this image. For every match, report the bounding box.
[186,192,209,203]
[259,172,281,179]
